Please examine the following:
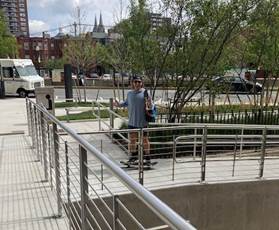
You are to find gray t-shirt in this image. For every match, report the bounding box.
[120,88,148,128]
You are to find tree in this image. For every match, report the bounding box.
[0,10,18,58]
[165,0,261,122]
[223,0,279,108]
[45,58,65,70]
[63,35,98,75]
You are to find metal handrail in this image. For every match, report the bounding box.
[26,98,196,230]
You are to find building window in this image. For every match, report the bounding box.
[23,42,29,50]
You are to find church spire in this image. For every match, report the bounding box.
[98,12,105,33]
[93,15,98,32]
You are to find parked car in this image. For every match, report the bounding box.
[211,76,262,93]
[89,73,99,78]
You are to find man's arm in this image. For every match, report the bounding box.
[114,98,128,107]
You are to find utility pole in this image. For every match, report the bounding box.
[73,22,77,37]
[77,6,81,36]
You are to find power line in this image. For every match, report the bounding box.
[30,23,115,37]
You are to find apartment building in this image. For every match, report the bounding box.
[0,0,29,36]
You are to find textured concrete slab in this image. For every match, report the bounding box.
[0,134,68,230]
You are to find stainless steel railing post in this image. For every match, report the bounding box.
[37,109,42,162]
[201,126,207,182]
[139,129,144,185]
[48,124,53,190]
[110,98,114,129]
[25,98,31,136]
[232,135,238,177]
[101,139,104,190]
[40,111,48,181]
[79,145,88,230]
[172,135,176,181]
[53,123,62,216]
[113,195,120,230]
[34,107,40,160]
[239,127,244,158]
[65,141,72,229]
[30,103,36,149]
[259,128,267,178]
[98,102,101,131]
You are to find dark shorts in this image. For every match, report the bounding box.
[128,125,148,136]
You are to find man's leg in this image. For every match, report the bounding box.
[128,131,138,162]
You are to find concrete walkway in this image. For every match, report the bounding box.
[0,98,68,230]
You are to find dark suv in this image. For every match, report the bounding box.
[212,76,262,93]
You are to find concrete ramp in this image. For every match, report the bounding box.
[0,134,68,230]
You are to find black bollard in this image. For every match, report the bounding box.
[64,64,73,102]
[0,80,5,99]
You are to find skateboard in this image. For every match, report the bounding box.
[120,160,157,169]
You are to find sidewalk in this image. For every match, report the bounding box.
[0,98,68,230]
[0,97,28,135]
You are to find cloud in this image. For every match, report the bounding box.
[27,0,130,36]
[29,20,50,35]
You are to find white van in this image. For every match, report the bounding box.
[0,59,44,97]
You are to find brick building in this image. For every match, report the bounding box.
[17,31,68,76]
[0,0,29,36]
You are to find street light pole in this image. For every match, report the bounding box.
[35,45,41,76]
[0,63,5,99]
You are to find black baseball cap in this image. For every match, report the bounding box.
[132,75,142,81]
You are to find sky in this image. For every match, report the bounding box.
[27,0,130,36]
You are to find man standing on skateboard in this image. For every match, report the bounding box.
[115,75,154,165]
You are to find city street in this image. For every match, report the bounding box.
[54,88,276,105]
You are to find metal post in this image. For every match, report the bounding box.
[79,145,88,230]
[101,139,104,190]
[201,126,207,182]
[259,128,267,178]
[113,195,119,230]
[98,103,101,131]
[232,135,238,177]
[53,123,62,216]
[139,129,144,185]
[30,103,36,149]
[193,128,197,160]
[34,107,40,160]
[25,99,31,136]
[172,135,176,181]
[48,124,53,190]
[109,98,114,129]
[38,109,43,162]
[66,108,70,123]
[65,141,72,229]
[239,128,244,158]
[40,111,48,181]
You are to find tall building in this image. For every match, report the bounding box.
[148,13,171,31]
[0,0,29,36]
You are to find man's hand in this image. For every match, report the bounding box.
[113,98,120,107]
[146,97,152,109]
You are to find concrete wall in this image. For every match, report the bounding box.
[68,179,279,229]
[150,180,279,230]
